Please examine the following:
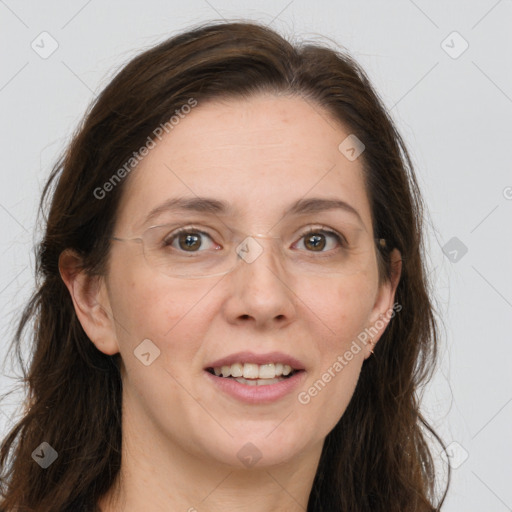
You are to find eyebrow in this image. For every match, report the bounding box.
[143,196,364,226]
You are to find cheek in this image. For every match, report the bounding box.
[303,272,376,346]
[109,272,213,420]
[296,274,375,410]
[108,265,215,356]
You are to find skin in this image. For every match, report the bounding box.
[60,93,401,512]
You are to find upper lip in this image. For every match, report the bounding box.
[205,351,305,371]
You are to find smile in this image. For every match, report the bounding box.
[206,362,297,385]
[204,367,306,404]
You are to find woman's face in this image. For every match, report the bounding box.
[95,93,398,468]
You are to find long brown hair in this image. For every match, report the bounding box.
[0,20,450,511]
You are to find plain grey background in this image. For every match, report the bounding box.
[1,1,511,510]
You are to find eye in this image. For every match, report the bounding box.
[295,228,347,252]
[163,227,219,252]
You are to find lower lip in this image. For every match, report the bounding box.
[204,370,307,404]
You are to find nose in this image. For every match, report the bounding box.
[222,235,297,328]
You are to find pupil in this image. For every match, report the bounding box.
[306,234,325,251]
[179,233,200,251]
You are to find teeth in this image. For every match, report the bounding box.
[243,363,259,379]
[212,362,298,379]
[258,363,275,379]
[234,377,281,386]
[230,363,243,378]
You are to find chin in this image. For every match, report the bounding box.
[197,429,310,470]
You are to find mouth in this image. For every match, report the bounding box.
[205,363,304,386]
[204,361,307,404]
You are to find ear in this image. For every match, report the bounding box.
[364,248,402,358]
[59,249,119,355]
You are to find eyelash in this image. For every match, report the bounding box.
[163,225,348,252]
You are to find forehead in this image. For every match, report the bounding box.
[115,93,372,233]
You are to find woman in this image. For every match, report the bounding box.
[0,20,450,511]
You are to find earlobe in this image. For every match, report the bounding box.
[58,249,119,356]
